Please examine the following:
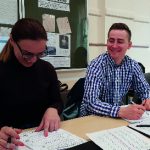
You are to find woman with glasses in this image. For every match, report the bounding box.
[0,18,63,149]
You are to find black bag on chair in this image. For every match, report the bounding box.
[58,80,68,92]
[62,78,85,120]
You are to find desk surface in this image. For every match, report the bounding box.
[61,115,129,140]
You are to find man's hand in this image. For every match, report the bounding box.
[118,104,146,120]
[142,99,150,110]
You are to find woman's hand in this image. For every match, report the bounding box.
[35,107,61,137]
[0,126,24,149]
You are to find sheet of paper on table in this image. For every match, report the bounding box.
[16,129,87,150]
[86,126,150,150]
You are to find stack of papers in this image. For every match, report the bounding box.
[128,119,150,137]
[17,129,86,150]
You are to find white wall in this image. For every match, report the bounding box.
[58,0,150,88]
[88,0,150,72]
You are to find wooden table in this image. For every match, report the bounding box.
[61,115,129,140]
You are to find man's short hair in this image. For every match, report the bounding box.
[108,23,131,41]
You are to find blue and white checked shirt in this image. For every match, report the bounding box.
[80,53,150,117]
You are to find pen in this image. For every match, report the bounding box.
[7,137,33,150]
[24,144,34,150]
[142,100,147,106]
[130,100,135,104]
[7,137,11,143]
[17,144,33,150]
[136,124,150,127]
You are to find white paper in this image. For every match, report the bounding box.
[0,0,18,24]
[38,0,70,12]
[87,126,150,150]
[42,14,55,32]
[0,27,11,52]
[42,56,70,68]
[47,33,71,56]
[17,129,86,150]
[0,27,11,36]
[129,119,150,136]
[56,17,71,34]
[0,36,9,53]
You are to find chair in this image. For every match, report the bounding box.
[144,73,150,85]
[130,73,150,104]
[62,78,85,120]
[125,62,146,105]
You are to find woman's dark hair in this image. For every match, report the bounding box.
[11,18,47,42]
[108,23,131,41]
[0,18,47,62]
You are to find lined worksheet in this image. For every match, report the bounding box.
[86,126,150,150]
[17,129,86,150]
[128,119,150,137]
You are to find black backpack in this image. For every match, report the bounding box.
[62,78,85,120]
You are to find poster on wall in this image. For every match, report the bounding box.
[56,17,72,34]
[42,32,71,68]
[43,56,70,68]
[0,27,11,52]
[38,0,70,12]
[0,0,18,25]
[46,32,70,56]
[42,14,55,32]
[0,36,8,53]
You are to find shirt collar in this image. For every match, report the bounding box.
[106,52,127,68]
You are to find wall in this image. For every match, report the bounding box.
[58,0,150,88]
[88,0,150,72]
[57,68,86,89]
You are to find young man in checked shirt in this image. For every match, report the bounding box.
[80,23,150,120]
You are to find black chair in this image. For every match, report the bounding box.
[125,62,146,105]
[144,73,150,85]
[127,72,150,105]
[62,78,85,120]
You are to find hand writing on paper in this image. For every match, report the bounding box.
[118,104,146,120]
[142,99,150,110]
[35,108,60,137]
[0,127,24,149]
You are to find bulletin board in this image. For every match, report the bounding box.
[24,0,88,69]
[0,0,87,69]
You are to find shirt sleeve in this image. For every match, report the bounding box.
[47,63,64,115]
[81,63,120,118]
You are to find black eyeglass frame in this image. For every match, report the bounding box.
[15,42,47,60]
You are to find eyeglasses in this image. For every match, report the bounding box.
[15,42,47,60]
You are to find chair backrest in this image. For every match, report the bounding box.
[130,73,150,104]
[144,73,150,85]
[62,77,85,120]
[125,62,146,105]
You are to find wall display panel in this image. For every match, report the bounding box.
[24,0,88,69]
[0,0,88,69]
